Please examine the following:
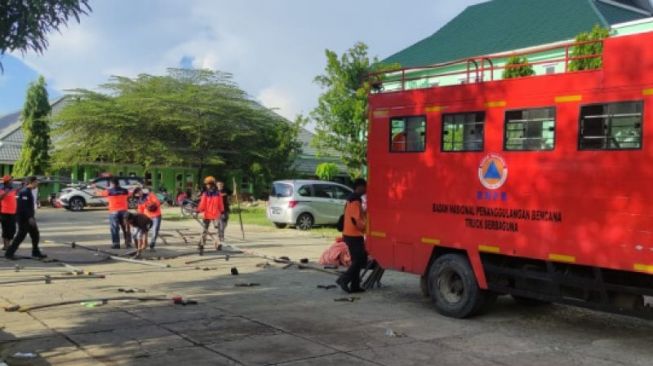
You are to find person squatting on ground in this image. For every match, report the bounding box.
[5,177,45,260]
[0,175,18,251]
[97,177,131,249]
[336,178,368,293]
[126,212,152,258]
[216,180,231,244]
[196,176,225,251]
[133,187,161,250]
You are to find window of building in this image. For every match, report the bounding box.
[390,116,426,152]
[579,101,643,150]
[505,107,556,151]
[441,112,485,152]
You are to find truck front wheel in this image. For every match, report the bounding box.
[428,253,490,318]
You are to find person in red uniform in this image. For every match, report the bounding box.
[133,187,161,250]
[0,175,18,250]
[336,178,367,293]
[97,177,131,249]
[196,176,224,251]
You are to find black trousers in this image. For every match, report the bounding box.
[5,217,40,257]
[341,235,367,290]
[1,213,16,240]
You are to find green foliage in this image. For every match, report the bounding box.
[502,56,535,79]
[311,42,400,179]
[53,68,302,184]
[0,0,91,71]
[14,76,51,176]
[569,25,611,71]
[315,162,339,181]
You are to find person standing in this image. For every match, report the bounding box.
[133,187,161,250]
[97,177,131,249]
[0,175,17,250]
[5,177,45,260]
[196,176,224,251]
[216,180,231,245]
[336,178,368,293]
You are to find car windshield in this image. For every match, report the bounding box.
[271,183,293,197]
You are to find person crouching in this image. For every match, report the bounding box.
[133,187,161,251]
[126,212,152,258]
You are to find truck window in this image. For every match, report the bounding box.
[505,107,555,151]
[579,101,642,150]
[442,112,485,152]
[390,116,426,152]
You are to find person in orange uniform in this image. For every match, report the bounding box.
[133,187,161,251]
[196,176,224,251]
[336,178,368,293]
[97,177,131,249]
[0,175,18,250]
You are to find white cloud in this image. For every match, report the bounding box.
[257,86,302,121]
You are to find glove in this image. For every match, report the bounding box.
[147,204,158,212]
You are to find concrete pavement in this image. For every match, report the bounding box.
[1,208,652,365]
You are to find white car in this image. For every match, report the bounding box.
[267,180,352,230]
[58,176,143,211]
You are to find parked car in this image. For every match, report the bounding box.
[58,176,143,211]
[267,180,352,230]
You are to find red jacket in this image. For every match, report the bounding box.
[197,189,224,220]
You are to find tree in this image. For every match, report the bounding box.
[315,162,339,181]
[311,42,399,178]
[569,25,611,71]
[0,0,91,71]
[53,68,301,184]
[14,76,51,176]
[502,56,535,79]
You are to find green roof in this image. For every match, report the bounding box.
[383,0,650,68]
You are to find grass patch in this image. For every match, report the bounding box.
[161,205,340,238]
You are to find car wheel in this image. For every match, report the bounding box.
[428,253,489,318]
[295,213,314,231]
[69,197,85,212]
[274,223,288,229]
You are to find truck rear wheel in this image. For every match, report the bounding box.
[428,253,488,318]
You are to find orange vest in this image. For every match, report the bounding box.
[137,193,161,218]
[0,188,17,214]
[343,199,366,237]
[100,187,129,212]
[198,190,224,220]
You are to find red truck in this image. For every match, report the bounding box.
[366,30,653,319]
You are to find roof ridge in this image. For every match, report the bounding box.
[589,0,611,26]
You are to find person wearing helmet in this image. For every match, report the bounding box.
[196,176,224,251]
[133,187,162,251]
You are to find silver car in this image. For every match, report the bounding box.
[267,180,352,230]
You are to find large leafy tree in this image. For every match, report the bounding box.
[14,75,51,176]
[311,42,398,178]
[53,68,301,182]
[0,0,91,70]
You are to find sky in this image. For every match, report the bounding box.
[0,0,485,123]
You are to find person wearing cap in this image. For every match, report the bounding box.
[0,175,18,250]
[5,177,45,259]
[133,187,161,250]
[196,176,224,251]
[97,177,131,249]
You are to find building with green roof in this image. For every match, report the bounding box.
[379,0,653,92]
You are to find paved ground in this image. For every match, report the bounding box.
[1,208,653,365]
